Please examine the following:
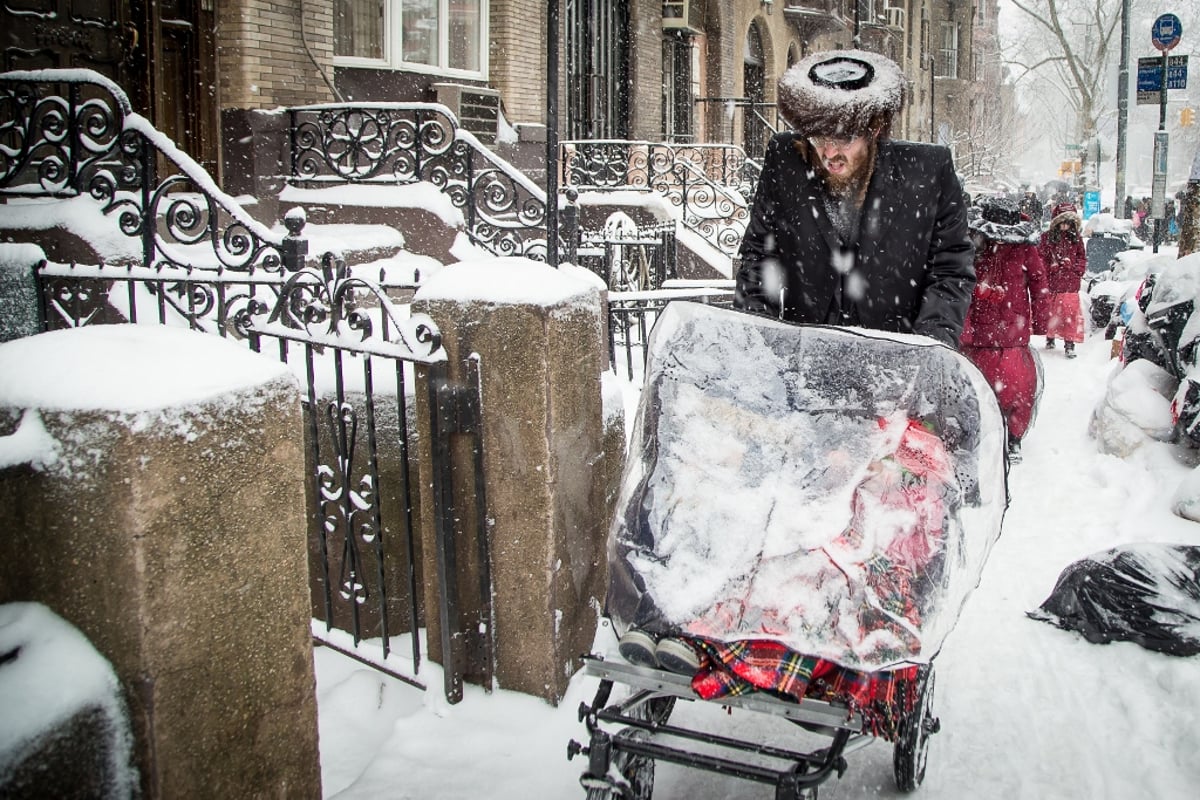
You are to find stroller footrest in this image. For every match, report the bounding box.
[583,655,864,731]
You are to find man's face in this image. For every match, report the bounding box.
[809,133,876,195]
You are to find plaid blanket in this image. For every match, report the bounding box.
[689,638,921,742]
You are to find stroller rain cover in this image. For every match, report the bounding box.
[606,302,1008,671]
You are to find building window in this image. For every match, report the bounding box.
[334,0,487,77]
[937,21,958,78]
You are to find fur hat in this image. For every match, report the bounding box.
[1052,202,1078,219]
[777,49,907,137]
[969,196,1040,243]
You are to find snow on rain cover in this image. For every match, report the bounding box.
[605,302,1008,671]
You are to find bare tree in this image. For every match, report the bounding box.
[1006,0,1122,182]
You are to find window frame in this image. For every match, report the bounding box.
[334,0,490,80]
[937,20,958,78]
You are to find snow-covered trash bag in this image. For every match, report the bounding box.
[1028,544,1200,656]
[1089,358,1177,457]
[605,302,1008,671]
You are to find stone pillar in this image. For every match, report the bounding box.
[412,259,621,704]
[0,244,43,343]
[0,324,320,799]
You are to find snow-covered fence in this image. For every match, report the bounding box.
[286,102,549,260]
[0,69,300,275]
[607,283,736,381]
[561,139,755,259]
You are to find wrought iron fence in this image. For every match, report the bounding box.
[5,69,491,703]
[561,140,754,259]
[1,69,296,274]
[607,284,736,381]
[34,247,491,703]
[288,103,548,260]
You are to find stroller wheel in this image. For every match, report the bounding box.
[583,728,655,800]
[893,665,939,792]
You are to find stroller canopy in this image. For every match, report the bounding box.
[606,302,1008,671]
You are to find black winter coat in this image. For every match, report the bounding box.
[734,133,976,347]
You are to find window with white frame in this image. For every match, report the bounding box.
[937,20,958,78]
[334,0,487,78]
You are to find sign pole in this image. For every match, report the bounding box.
[1116,0,1130,217]
[1151,13,1182,252]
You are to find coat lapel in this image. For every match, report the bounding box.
[857,141,896,267]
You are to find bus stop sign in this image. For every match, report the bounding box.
[1154,14,1182,52]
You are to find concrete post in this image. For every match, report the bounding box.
[0,324,321,799]
[412,258,622,703]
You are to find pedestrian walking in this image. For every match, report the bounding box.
[734,49,976,347]
[960,197,1050,462]
[1038,202,1087,358]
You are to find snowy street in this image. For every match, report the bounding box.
[316,323,1200,799]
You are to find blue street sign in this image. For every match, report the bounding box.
[1153,14,1183,52]
[1083,191,1100,220]
[1137,56,1189,91]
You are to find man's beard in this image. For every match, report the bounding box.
[820,141,876,200]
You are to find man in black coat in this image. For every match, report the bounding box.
[735,50,976,348]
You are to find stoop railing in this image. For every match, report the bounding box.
[561,139,756,259]
[288,103,550,261]
[1,69,491,703]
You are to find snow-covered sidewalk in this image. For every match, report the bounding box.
[315,327,1200,799]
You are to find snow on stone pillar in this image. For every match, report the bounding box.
[0,325,320,799]
[0,602,137,798]
[412,258,621,704]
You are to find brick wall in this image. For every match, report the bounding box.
[217,0,336,109]
[490,0,547,124]
[627,0,663,141]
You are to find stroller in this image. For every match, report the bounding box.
[569,302,1007,798]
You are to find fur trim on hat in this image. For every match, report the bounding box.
[777,49,907,137]
[1049,205,1081,233]
[969,197,1040,243]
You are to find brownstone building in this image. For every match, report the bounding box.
[2,1,1001,203]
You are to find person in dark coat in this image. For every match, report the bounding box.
[961,197,1050,463]
[1018,190,1043,229]
[1037,202,1088,358]
[734,49,976,348]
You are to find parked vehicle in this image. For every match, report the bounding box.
[1086,249,1158,336]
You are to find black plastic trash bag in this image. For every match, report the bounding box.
[1028,544,1200,656]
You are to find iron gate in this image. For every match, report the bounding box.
[4,68,491,703]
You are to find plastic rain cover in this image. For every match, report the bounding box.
[605,302,1008,671]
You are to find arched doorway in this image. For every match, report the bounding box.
[743,21,767,157]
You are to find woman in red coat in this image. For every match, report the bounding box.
[960,197,1050,463]
[1038,202,1088,358]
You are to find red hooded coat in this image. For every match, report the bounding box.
[960,239,1050,348]
[960,207,1050,442]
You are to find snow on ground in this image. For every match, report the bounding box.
[315,322,1200,800]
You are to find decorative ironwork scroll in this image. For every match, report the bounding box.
[289,103,548,260]
[1,69,293,274]
[562,140,756,257]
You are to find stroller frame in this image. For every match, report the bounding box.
[568,654,937,800]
